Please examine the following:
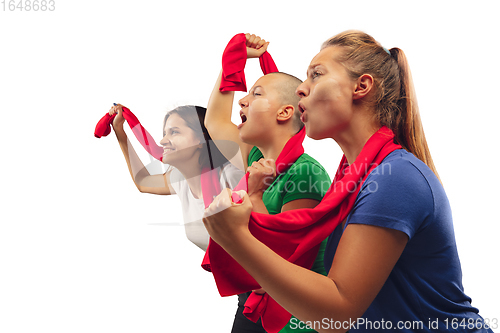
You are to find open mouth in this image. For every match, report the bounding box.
[240,111,247,124]
[298,102,306,114]
[163,147,175,154]
[298,103,307,122]
[237,112,247,130]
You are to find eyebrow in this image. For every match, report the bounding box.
[164,126,180,132]
[307,63,322,74]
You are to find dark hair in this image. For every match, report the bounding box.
[322,30,440,181]
[163,105,232,170]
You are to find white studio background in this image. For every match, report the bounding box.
[0,1,498,332]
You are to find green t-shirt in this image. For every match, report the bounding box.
[247,147,330,333]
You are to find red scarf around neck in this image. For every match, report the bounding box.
[203,127,401,333]
[202,127,306,269]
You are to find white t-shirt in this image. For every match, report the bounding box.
[169,163,244,251]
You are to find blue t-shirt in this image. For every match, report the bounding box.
[324,150,493,332]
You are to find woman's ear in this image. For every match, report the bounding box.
[276,105,294,123]
[353,74,374,100]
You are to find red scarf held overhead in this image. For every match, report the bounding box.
[94,107,224,207]
[200,33,279,204]
[94,106,164,161]
[220,33,278,92]
[203,127,402,333]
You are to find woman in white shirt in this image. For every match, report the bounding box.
[109,104,244,251]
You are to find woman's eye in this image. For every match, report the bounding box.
[312,71,321,79]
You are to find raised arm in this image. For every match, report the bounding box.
[205,34,270,170]
[110,104,174,195]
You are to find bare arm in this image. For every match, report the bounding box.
[205,71,253,170]
[203,191,408,333]
[281,198,320,212]
[110,104,174,195]
[205,34,270,170]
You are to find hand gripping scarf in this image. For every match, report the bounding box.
[95,106,233,210]
[200,33,279,204]
[220,33,278,92]
[94,106,165,162]
[203,126,402,333]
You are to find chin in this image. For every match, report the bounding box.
[307,134,325,141]
[239,131,254,146]
[305,125,328,141]
[162,153,177,165]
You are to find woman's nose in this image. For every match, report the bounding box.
[296,81,309,98]
[239,96,248,108]
[160,135,170,145]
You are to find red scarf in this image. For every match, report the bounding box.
[220,33,278,92]
[202,127,306,268]
[201,33,279,205]
[203,127,401,333]
[94,107,224,209]
[94,106,164,161]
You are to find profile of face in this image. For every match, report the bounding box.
[237,74,282,145]
[296,46,356,140]
[160,113,202,168]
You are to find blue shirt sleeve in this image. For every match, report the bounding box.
[345,153,434,239]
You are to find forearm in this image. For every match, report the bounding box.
[205,70,250,169]
[205,70,235,133]
[222,231,355,333]
[113,125,152,190]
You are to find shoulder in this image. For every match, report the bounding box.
[348,150,440,238]
[247,146,263,165]
[363,149,438,195]
[247,146,263,166]
[168,167,185,193]
[169,167,183,182]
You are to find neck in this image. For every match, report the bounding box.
[257,129,295,161]
[177,162,203,199]
[333,112,380,165]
